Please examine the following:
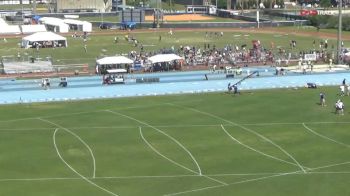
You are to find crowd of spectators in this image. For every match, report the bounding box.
[108,31,344,73]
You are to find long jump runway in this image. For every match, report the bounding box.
[0,68,349,104]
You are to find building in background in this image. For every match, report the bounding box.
[53,0,112,13]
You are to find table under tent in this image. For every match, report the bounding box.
[147,54,183,72]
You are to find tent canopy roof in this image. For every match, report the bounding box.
[97,56,134,65]
[22,32,66,42]
[148,54,183,64]
[64,19,91,25]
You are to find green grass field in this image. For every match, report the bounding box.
[0,27,347,71]
[0,87,349,195]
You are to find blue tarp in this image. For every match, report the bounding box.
[32,15,41,22]
[120,21,137,29]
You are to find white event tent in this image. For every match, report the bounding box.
[148,54,183,64]
[21,32,67,48]
[21,25,47,34]
[96,56,134,73]
[39,17,69,33]
[96,56,134,65]
[64,19,92,32]
[0,18,21,34]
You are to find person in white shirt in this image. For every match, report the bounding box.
[340,85,345,96]
[335,100,344,115]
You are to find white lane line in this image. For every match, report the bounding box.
[0,100,205,124]
[38,118,96,178]
[164,160,350,196]
[164,170,301,196]
[302,123,350,148]
[0,110,105,123]
[168,103,308,173]
[105,110,203,176]
[1,121,350,131]
[220,125,304,168]
[53,129,119,196]
[2,170,350,183]
[140,127,227,186]
[308,161,350,171]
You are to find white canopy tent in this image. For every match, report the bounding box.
[0,18,21,34]
[96,56,134,74]
[39,17,69,33]
[96,56,134,65]
[21,32,67,48]
[21,25,47,34]
[64,19,92,32]
[0,25,21,34]
[148,54,183,64]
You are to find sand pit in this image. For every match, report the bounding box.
[145,14,215,22]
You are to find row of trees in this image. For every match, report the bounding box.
[309,15,350,31]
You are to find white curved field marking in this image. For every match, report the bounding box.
[221,125,305,168]
[302,123,350,148]
[53,129,119,196]
[167,104,308,173]
[140,127,227,186]
[105,110,203,175]
[38,118,96,178]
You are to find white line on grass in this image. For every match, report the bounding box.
[167,103,308,173]
[308,161,350,171]
[139,127,227,186]
[105,110,203,176]
[0,110,105,123]
[2,170,350,183]
[220,125,305,168]
[38,118,96,178]
[302,123,350,148]
[163,153,350,195]
[0,121,350,131]
[53,129,119,196]
[164,170,301,196]
[0,100,204,124]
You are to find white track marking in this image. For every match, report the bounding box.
[140,127,227,186]
[302,123,350,148]
[53,129,119,196]
[308,161,350,171]
[221,125,305,168]
[105,110,203,176]
[164,170,301,196]
[168,104,308,173]
[0,110,104,123]
[38,118,96,178]
[0,100,203,124]
[2,170,350,183]
[164,159,350,195]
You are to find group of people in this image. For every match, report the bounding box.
[319,78,348,115]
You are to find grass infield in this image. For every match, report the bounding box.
[1,27,348,71]
[0,86,349,195]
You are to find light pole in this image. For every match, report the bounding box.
[256,0,259,28]
[337,0,343,64]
